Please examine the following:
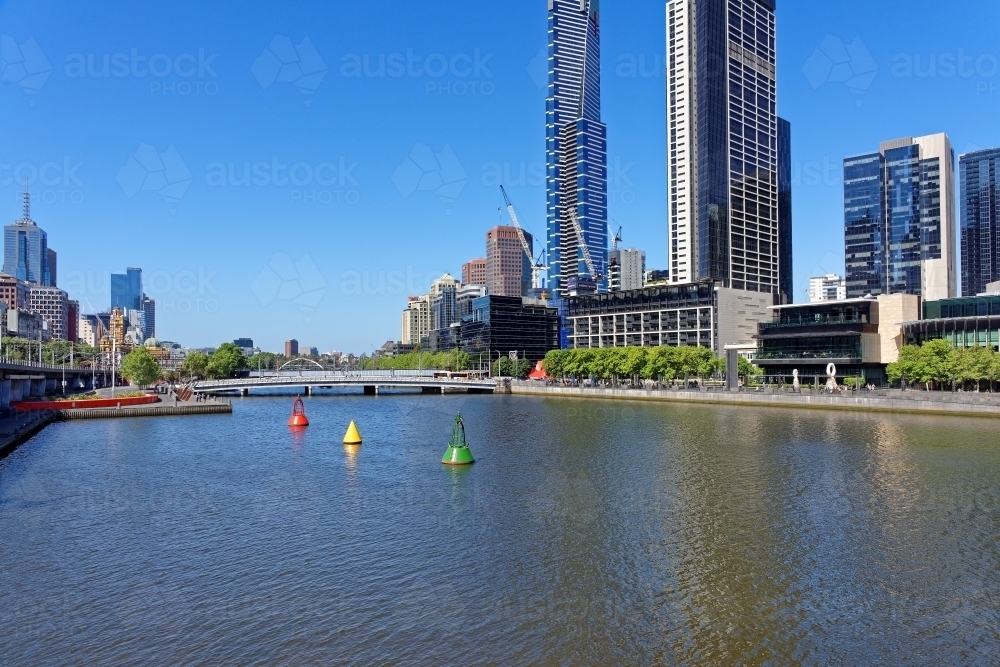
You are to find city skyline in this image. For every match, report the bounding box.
[1,0,998,352]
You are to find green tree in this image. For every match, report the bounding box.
[180,351,210,379]
[206,343,249,379]
[543,349,568,379]
[119,347,161,388]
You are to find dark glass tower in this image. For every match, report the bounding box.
[111,267,143,312]
[546,0,608,297]
[960,148,1000,296]
[777,117,793,303]
[667,0,781,297]
[844,135,955,300]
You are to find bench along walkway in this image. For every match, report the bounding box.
[508,382,1000,418]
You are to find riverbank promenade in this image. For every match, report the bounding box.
[508,381,1000,418]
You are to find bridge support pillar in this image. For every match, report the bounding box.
[0,379,10,409]
[304,386,312,396]
[422,386,444,395]
[363,385,376,396]
[241,388,249,397]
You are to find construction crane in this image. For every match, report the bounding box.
[611,224,623,250]
[500,186,547,290]
[565,204,602,282]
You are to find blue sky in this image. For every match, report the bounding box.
[1,0,998,353]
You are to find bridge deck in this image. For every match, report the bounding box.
[194,375,496,393]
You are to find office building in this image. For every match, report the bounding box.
[666,0,787,299]
[904,293,1000,350]
[960,148,1000,297]
[755,294,919,387]
[565,280,772,353]
[460,296,560,363]
[127,308,147,343]
[844,133,957,300]
[46,249,57,287]
[608,248,645,292]
[778,118,793,302]
[401,294,432,346]
[111,267,143,312]
[8,308,46,341]
[547,0,608,296]
[3,186,51,286]
[142,296,156,339]
[0,272,31,311]
[79,314,103,348]
[285,339,298,357]
[456,284,487,320]
[462,258,487,287]
[234,338,254,351]
[29,285,69,341]
[487,226,532,297]
[67,300,78,342]
[809,274,847,303]
[429,273,461,330]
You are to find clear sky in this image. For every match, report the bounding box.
[1,0,998,353]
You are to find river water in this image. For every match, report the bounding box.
[1,394,999,665]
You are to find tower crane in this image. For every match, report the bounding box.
[611,224,623,250]
[500,186,547,290]
[565,204,602,282]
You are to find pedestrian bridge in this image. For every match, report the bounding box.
[193,373,497,395]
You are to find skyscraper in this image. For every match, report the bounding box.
[486,226,532,297]
[960,148,1000,296]
[461,258,487,287]
[777,118,793,303]
[142,296,156,339]
[46,249,57,287]
[111,267,143,312]
[608,247,645,291]
[844,134,956,300]
[3,185,51,286]
[666,0,786,299]
[546,0,608,296]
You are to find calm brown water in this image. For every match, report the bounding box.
[1,394,999,665]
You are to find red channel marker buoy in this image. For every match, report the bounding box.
[288,396,310,427]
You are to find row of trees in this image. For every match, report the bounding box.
[180,343,249,380]
[361,350,474,372]
[888,340,1000,390]
[542,347,731,382]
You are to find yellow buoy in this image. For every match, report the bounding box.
[343,420,363,445]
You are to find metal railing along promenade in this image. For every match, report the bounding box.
[193,373,497,392]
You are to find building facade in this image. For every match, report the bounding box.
[486,226,531,297]
[3,188,51,286]
[960,148,1000,297]
[666,0,787,300]
[0,272,31,311]
[565,280,772,354]
[111,267,143,312]
[608,248,646,292]
[46,249,57,287]
[285,339,298,357]
[142,296,156,339]
[844,134,957,300]
[778,117,793,302]
[462,258,487,286]
[460,296,560,363]
[546,0,608,296]
[8,309,46,341]
[28,286,69,340]
[79,314,103,347]
[904,294,1000,350]
[755,293,919,386]
[808,274,847,303]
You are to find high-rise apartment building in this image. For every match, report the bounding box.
[430,273,461,331]
[285,339,299,357]
[666,0,787,299]
[808,274,847,302]
[3,186,52,286]
[142,296,156,339]
[486,226,532,297]
[29,286,69,340]
[111,267,143,311]
[608,248,646,292]
[0,272,31,311]
[960,148,1000,296]
[844,133,956,300]
[546,0,608,296]
[462,258,487,286]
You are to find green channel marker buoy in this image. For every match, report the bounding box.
[442,413,475,465]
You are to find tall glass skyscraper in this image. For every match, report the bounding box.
[844,134,956,300]
[666,0,787,299]
[111,267,143,312]
[546,0,608,297]
[3,186,52,286]
[960,148,1000,296]
[777,117,793,302]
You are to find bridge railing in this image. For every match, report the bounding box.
[194,374,495,387]
[0,358,113,373]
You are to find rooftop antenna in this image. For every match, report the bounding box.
[21,179,31,223]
